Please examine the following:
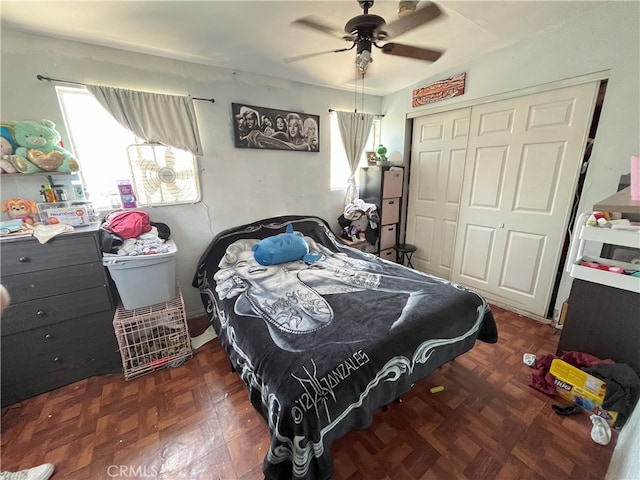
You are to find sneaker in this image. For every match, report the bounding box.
[0,464,54,480]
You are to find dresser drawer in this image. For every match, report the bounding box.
[1,312,120,387]
[380,247,396,262]
[383,169,404,198]
[380,198,400,225]
[1,235,99,276]
[1,286,112,335]
[2,262,108,303]
[379,224,397,250]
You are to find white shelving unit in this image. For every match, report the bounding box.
[556,188,640,371]
[567,212,640,293]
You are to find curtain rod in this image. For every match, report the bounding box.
[36,74,215,103]
[328,108,384,118]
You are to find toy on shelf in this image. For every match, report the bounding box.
[3,119,80,174]
[2,197,39,225]
[0,124,19,174]
[376,144,388,163]
[585,211,612,227]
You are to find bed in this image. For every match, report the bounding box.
[192,215,498,480]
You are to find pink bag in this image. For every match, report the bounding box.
[104,210,151,239]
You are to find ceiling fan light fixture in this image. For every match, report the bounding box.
[355,49,372,73]
[288,0,444,74]
[355,38,373,73]
[397,0,419,17]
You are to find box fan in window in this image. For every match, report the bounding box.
[127,143,200,207]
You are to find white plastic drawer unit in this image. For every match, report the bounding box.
[380,198,400,225]
[383,168,404,199]
[379,224,397,251]
[380,247,396,262]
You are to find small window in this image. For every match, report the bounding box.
[330,115,380,190]
[56,86,200,209]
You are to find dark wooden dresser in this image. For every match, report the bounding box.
[1,225,122,407]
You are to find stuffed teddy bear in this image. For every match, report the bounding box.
[1,123,19,174]
[0,136,18,174]
[2,197,38,225]
[9,119,80,174]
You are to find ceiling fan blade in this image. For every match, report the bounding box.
[284,47,352,64]
[291,16,354,41]
[378,2,443,40]
[381,43,444,62]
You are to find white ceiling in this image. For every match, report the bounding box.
[0,1,606,96]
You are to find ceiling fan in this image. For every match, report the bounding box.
[286,0,445,74]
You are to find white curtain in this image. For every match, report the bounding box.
[336,111,374,206]
[86,84,203,155]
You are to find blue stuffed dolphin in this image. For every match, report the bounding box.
[252,224,322,266]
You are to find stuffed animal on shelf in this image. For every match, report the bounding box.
[586,211,612,227]
[0,123,19,174]
[252,223,322,266]
[2,197,39,225]
[8,119,80,174]
[376,144,388,162]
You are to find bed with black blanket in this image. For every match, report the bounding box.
[192,215,497,480]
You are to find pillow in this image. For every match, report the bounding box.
[252,224,321,265]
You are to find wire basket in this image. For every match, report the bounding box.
[113,282,193,380]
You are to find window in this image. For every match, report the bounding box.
[330,115,380,190]
[56,86,200,209]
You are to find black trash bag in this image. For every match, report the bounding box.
[151,222,171,240]
[99,229,124,254]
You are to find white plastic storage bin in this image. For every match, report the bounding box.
[103,240,177,310]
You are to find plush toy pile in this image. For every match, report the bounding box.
[0,120,80,174]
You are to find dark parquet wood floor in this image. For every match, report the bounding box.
[1,306,617,479]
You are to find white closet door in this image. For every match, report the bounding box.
[451,81,598,316]
[406,108,471,279]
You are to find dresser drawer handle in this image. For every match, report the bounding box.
[53,356,60,362]
[44,333,52,339]
[18,256,31,263]
[388,200,395,205]
[37,310,47,317]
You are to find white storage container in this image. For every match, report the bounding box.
[103,240,177,310]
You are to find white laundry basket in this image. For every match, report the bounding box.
[103,240,177,310]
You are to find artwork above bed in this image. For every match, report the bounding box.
[232,103,319,152]
[192,215,498,480]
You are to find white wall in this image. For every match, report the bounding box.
[0,29,382,317]
[380,1,640,319]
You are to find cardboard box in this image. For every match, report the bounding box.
[550,358,617,426]
[45,206,90,226]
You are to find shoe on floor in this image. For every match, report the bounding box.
[0,463,54,480]
[590,414,612,445]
